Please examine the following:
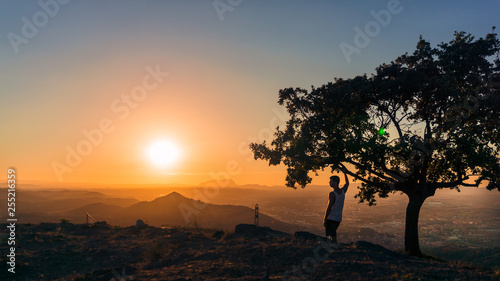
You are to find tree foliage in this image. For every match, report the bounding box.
[250,29,500,256]
[252,30,499,201]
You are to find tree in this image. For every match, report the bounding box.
[250,29,500,256]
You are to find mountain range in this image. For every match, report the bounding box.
[1,188,296,233]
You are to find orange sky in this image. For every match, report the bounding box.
[1,1,497,187]
[2,52,336,186]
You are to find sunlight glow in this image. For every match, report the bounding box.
[147,140,181,167]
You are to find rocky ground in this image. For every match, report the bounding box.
[0,223,498,280]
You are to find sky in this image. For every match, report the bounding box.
[0,0,498,187]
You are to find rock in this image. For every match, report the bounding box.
[93,221,109,228]
[212,230,224,239]
[353,241,409,260]
[294,231,322,241]
[12,223,497,280]
[353,240,382,249]
[234,224,290,238]
[136,219,147,228]
[94,248,109,257]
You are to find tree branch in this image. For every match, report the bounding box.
[345,159,393,181]
[342,160,407,193]
[433,175,484,188]
[424,118,431,141]
[397,112,410,123]
[381,107,404,140]
[339,163,376,186]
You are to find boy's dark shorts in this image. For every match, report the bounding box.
[325,219,341,238]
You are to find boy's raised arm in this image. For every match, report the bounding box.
[341,166,349,192]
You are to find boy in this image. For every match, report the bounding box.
[323,166,349,243]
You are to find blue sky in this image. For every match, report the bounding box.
[0,0,498,185]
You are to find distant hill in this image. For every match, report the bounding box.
[67,203,125,218]
[0,188,139,219]
[86,192,296,233]
[10,191,297,233]
[198,179,239,187]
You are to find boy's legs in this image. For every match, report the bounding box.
[324,220,341,243]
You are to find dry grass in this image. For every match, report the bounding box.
[1,223,496,281]
[146,238,176,263]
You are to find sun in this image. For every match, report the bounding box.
[147,140,181,167]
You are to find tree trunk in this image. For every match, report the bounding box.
[404,194,425,257]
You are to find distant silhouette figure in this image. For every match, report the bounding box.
[323,166,349,243]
